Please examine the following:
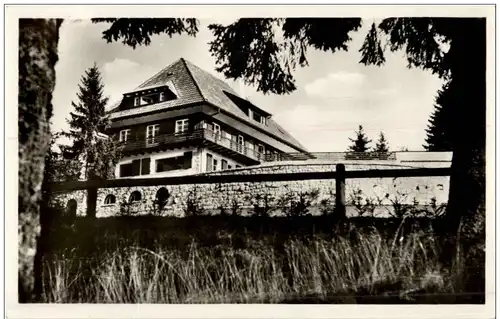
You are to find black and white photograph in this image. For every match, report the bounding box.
[7,3,495,318]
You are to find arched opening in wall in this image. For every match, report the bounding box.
[129,191,142,203]
[104,194,116,205]
[156,188,169,204]
[66,199,77,219]
[154,188,170,214]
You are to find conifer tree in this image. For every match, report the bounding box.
[347,125,372,152]
[374,132,390,153]
[61,63,120,180]
[424,82,453,151]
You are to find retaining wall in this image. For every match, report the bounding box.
[49,159,450,218]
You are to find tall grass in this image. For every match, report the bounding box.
[41,220,475,304]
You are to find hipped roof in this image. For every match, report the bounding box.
[108,58,307,152]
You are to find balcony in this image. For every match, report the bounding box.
[202,129,265,164]
[119,128,265,164]
[119,130,204,155]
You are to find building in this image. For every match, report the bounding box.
[106,58,308,178]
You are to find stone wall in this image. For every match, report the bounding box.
[50,160,450,218]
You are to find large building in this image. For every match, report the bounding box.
[106,58,308,178]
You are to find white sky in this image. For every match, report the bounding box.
[52,19,445,152]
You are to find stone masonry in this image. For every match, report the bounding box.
[50,159,450,218]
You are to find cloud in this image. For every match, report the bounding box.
[101,58,156,107]
[304,71,367,99]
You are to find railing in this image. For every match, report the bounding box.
[262,152,397,162]
[119,128,265,162]
[119,130,204,152]
[119,129,408,163]
[203,129,264,162]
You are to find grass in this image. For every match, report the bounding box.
[39,215,485,304]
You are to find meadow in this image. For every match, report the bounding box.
[40,211,485,304]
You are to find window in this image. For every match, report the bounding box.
[129,191,142,203]
[156,152,192,172]
[146,124,160,144]
[119,158,150,177]
[206,153,213,172]
[134,97,140,106]
[258,144,265,155]
[119,129,131,142]
[175,119,189,134]
[248,108,253,118]
[247,141,254,151]
[119,162,133,177]
[104,194,116,205]
[159,92,165,102]
[228,165,232,169]
[260,116,266,125]
[236,165,241,168]
[140,158,150,175]
[271,151,278,161]
[213,159,218,171]
[141,96,154,105]
[213,123,221,139]
[221,159,228,170]
[237,135,244,153]
[253,112,261,122]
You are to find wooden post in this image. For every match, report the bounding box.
[335,163,346,219]
[86,187,98,218]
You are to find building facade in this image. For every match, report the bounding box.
[106,58,308,178]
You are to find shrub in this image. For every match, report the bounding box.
[118,200,137,217]
[230,197,243,217]
[249,194,275,217]
[349,188,376,217]
[277,189,320,217]
[319,189,336,216]
[184,188,204,217]
[426,197,447,218]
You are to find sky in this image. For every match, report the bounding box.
[52,19,445,152]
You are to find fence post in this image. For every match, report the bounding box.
[335,164,346,219]
[86,187,98,219]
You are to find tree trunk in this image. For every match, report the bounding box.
[443,19,486,258]
[18,18,62,302]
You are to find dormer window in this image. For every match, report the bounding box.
[141,96,154,104]
[125,85,177,109]
[253,112,262,123]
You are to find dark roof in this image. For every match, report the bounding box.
[108,58,307,152]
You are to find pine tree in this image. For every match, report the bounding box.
[347,125,372,153]
[374,132,390,153]
[61,63,120,180]
[423,82,453,151]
